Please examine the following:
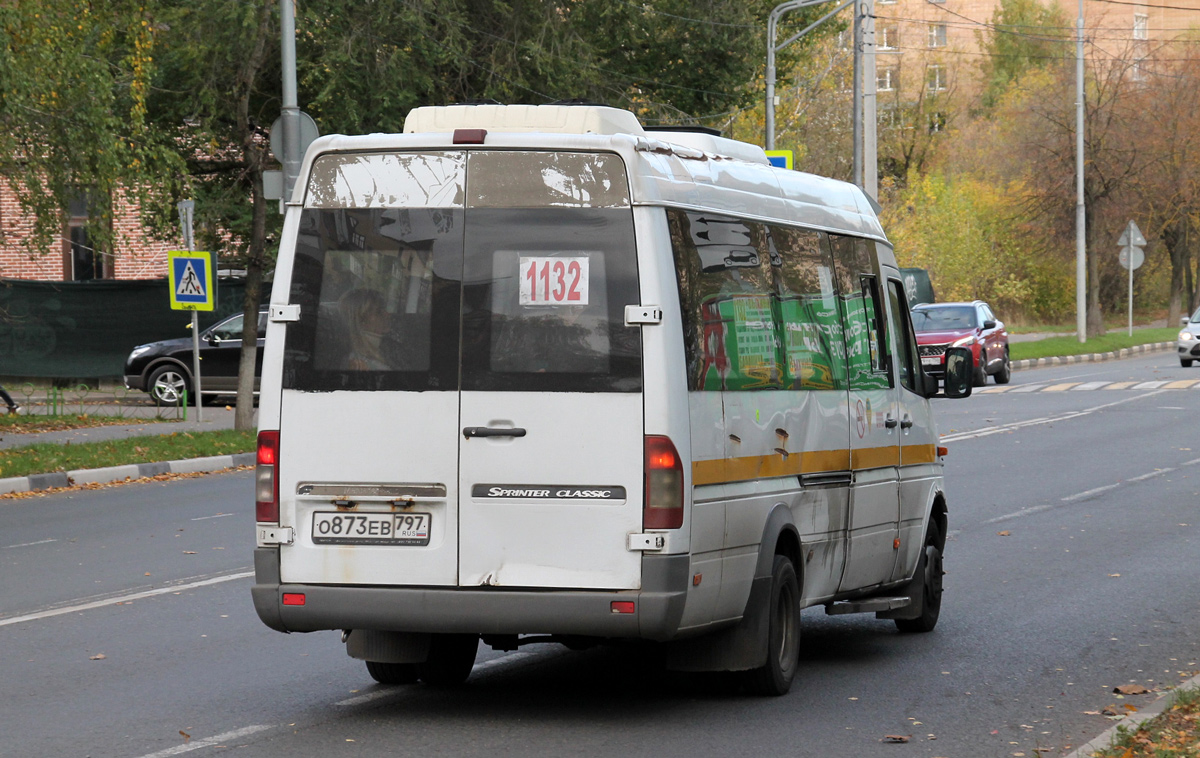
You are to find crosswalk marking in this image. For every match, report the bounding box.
[976,378,1200,394]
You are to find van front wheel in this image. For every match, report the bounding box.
[745,555,801,696]
[895,523,944,634]
[417,634,479,686]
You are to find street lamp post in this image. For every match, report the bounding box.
[766,0,873,198]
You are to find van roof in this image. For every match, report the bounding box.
[402,103,770,166]
[298,105,887,243]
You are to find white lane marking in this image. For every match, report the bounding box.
[941,390,1168,442]
[985,504,1057,524]
[190,513,234,521]
[1072,381,1109,391]
[1061,483,1121,502]
[1132,380,1168,390]
[134,725,273,758]
[3,538,57,549]
[335,649,552,706]
[1126,467,1174,482]
[0,571,253,628]
[986,460,1187,523]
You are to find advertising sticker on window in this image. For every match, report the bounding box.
[519,256,589,305]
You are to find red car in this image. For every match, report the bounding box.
[912,301,1011,386]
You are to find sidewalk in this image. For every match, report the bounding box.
[0,401,255,496]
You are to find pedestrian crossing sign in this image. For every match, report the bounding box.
[168,251,215,311]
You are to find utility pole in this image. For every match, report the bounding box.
[280,0,301,202]
[1075,0,1087,342]
[766,0,872,197]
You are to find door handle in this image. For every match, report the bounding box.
[884,415,898,429]
[900,416,914,429]
[463,426,527,439]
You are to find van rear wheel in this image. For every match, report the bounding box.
[745,555,801,696]
[417,634,479,686]
[365,661,418,685]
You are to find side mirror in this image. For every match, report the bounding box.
[983,319,997,330]
[1183,316,1190,326]
[942,347,973,398]
[206,334,220,345]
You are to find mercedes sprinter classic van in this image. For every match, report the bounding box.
[251,104,973,696]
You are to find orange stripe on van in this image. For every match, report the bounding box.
[901,443,938,464]
[692,445,930,486]
[850,445,899,470]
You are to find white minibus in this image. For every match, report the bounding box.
[251,104,973,696]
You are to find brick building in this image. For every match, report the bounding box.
[0,178,179,281]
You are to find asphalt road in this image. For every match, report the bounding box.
[2,351,1198,758]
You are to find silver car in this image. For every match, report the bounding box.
[1179,308,1200,367]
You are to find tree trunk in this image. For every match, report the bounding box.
[1165,220,1186,327]
[235,180,267,431]
[1085,210,1105,337]
[233,0,275,432]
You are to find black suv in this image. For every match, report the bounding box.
[124,309,267,405]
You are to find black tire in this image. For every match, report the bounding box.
[365,660,419,685]
[994,349,1012,384]
[972,350,989,387]
[416,634,479,686]
[745,555,801,696]
[1182,358,1194,368]
[147,365,190,407]
[896,523,944,634]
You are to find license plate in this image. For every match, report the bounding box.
[921,356,942,366]
[311,512,430,546]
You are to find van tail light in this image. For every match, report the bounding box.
[256,431,280,522]
[643,435,684,529]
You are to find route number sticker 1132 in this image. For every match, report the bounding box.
[519,256,589,306]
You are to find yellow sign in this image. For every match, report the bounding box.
[765,150,794,170]
[167,251,215,311]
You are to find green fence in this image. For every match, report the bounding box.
[0,277,248,379]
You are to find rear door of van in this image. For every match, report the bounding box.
[275,149,644,592]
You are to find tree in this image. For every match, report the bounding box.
[149,0,281,430]
[0,0,180,259]
[976,0,1071,112]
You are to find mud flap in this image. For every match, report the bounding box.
[877,554,923,621]
[345,629,432,663]
[662,574,771,672]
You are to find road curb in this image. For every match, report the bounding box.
[0,452,255,496]
[1012,341,1174,371]
[1061,672,1200,758]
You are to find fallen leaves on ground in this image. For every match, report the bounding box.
[89,653,106,660]
[1090,686,1200,757]
[0,466,253,500]
[998,530,1011,536]
[882,735,910,743]
[1116,684,1152,695]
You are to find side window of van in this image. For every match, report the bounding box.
[887,279,920,393]
[669,209,782,391]
[769,225,846,390]
[828,234,890,390]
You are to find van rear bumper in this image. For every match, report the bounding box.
[252,548,690,641]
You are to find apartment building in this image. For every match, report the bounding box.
[871,0,1200,102]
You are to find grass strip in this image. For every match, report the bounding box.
[0,429,255,480]
[1091,685,1200,757]
[1010,327,1179,362]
